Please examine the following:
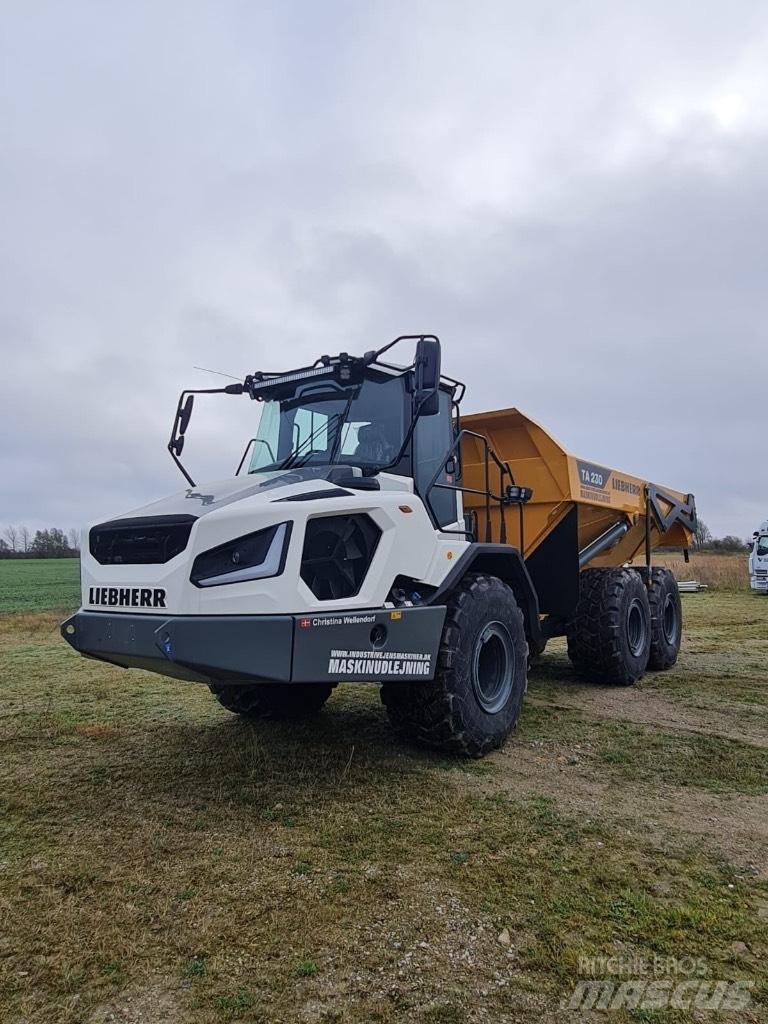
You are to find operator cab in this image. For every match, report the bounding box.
[246,360,459,528]
[167,335,463,530]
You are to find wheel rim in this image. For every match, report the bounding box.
[471,621,515,714]
[662,593,678,645]
[626,598,648,657]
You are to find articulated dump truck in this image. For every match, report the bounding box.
[62,336,696,757]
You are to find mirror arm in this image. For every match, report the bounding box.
[167,382,246,488]
[168,443,196,487]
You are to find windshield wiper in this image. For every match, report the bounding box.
[277,411,346,471]
[328,392,355,464]
[289,394,357,471]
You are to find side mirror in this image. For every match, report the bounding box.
[170,394,194,456]
[179,394,194,435]
[415,337,441,416]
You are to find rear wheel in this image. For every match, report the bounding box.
[381,573,528,758]
[210,683,334,719]
[647,568,682,670]
[567,568,651,685]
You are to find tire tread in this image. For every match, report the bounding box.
[567,568,650,686]
[647,567,682,671]
[381,573,528,758]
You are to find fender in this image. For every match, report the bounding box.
[427,543,544,653]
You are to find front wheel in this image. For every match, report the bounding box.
[381,573,529,758]
[210,683,334,719]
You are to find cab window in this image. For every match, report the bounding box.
[414,390,457,528]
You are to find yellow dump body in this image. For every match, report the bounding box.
[460,407,695,566]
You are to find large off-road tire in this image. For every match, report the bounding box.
[209,683,334,720]
[380,573,528,758]
[567,568,651,685]
[646,567,682,671]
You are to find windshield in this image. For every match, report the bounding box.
[248,375,406,473]
[757,535,768,557]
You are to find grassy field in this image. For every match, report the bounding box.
[0,552,747,616]
[0,558,80,612]
[0,581,766,1021]
[657,551,749,590]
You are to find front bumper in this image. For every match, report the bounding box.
[60,606,446,685]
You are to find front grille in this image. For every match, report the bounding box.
[89,515,197,565]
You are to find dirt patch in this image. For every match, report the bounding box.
[528,688,768,750]
[90,977,186,1024]
[467,671,768,877]
[465,740,768,879]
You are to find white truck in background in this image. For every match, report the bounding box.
[749,521,768,593]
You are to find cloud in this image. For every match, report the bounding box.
[2,0,767,538]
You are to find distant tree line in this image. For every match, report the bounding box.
[0,526,80,559]
[0,518,752,557]
[693,519,749,553]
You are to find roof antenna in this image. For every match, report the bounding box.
[193,365,241,381]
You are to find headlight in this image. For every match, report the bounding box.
[190,522,291,587]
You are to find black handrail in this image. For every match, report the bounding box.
[423,429,516,544]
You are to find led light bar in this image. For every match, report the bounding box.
[255,366,332,390]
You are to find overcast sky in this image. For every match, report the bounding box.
[2,1,767,540]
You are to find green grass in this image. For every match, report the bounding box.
[0,558,80,612]
[294,958,319,978]
[0,591,766,1021]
